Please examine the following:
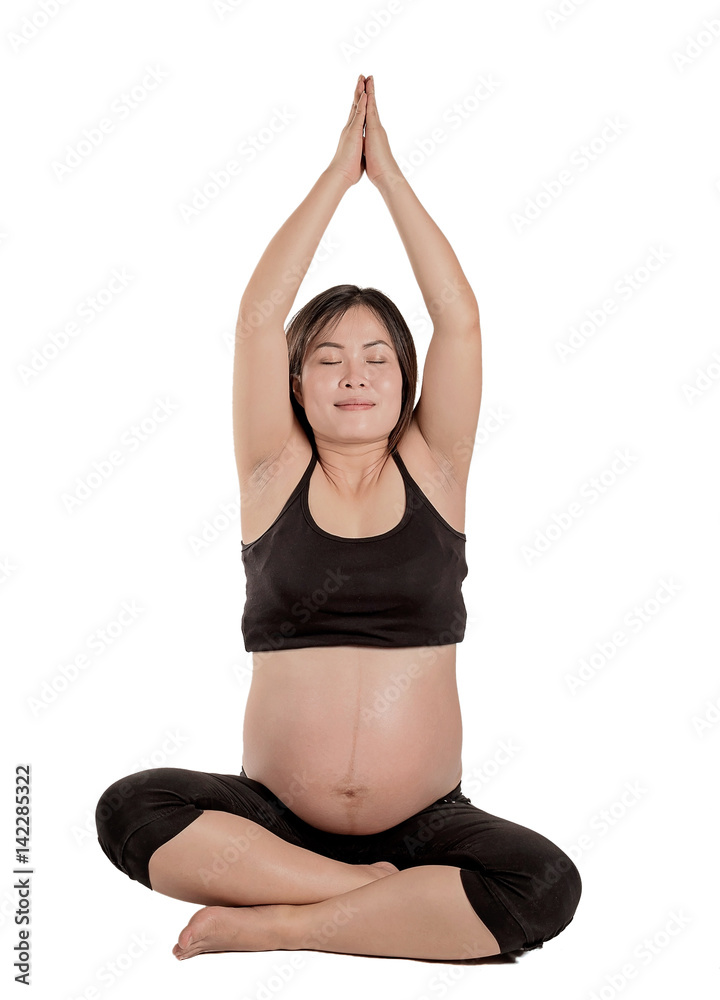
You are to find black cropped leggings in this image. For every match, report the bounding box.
[95,766,581,956]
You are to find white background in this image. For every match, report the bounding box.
[3,0,719,997]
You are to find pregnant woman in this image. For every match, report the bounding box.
[96,75,581,962]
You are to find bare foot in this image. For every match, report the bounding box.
[173,861,400,959]
[173,904,288,960]
[173,863,401,960]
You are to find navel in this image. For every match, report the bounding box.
[331,783,370,799]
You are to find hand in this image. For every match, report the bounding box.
[362,75,400,188]
[328,76,368,187]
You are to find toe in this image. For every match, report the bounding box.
[176,927,195,951]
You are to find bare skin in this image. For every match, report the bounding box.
[147,810,400,906]
[159,73,490,962]
[173,866,500,962]
[171,861,401,959]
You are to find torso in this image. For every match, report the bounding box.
[239,417,468,834]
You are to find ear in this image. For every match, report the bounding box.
[291,374,303,406]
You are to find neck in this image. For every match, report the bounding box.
[312,439,393,492]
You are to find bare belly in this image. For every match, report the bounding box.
[241,643,463,835]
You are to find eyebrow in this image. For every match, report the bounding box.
[311,340,392,352]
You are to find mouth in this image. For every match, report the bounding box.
[334,403,375,410]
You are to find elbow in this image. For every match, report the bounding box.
[237,293,289,338]
[431,301,481,332]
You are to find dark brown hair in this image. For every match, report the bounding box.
[286,285,418,465]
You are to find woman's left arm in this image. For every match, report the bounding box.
[363,76,483,476]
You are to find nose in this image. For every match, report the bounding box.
[342,364,366,387]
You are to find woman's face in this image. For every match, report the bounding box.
[293,306,403,446]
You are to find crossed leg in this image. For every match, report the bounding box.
[98,768,582,961]
[146,810,501,961]
[174,865,501,962]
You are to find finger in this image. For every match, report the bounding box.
[365,75,379,120]
[353,90,367,125]
[346,83,365,125]
[350,75,365,105]
[351,90,367,117]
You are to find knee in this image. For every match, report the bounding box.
[524,844,582,950]
[459,827,582,954]
[94,768,179,874]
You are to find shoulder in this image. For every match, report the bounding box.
[397,418,464,484]
[394,418,469,520]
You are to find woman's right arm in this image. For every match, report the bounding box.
[233,77,368,483]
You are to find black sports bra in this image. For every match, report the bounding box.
[240,446,468,651]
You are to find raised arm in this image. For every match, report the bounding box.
[233,77,368,483]
[363,75,483,480]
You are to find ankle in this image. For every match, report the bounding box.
[274,903,304,951]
